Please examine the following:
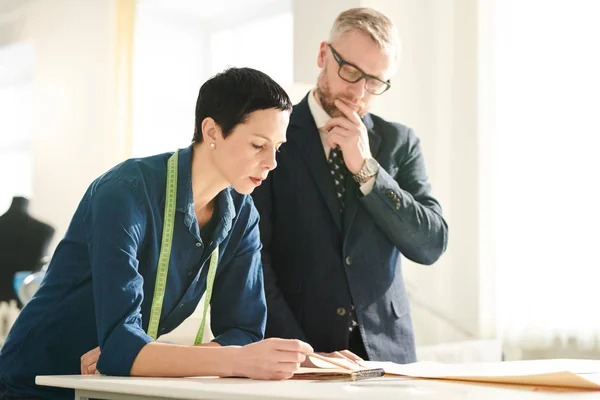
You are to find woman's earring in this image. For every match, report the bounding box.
[209,142,216,150]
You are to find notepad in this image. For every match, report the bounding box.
[292,367,385,381]
[291,354,384,381]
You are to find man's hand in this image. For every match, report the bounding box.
[80,346,101,375]
[232,338,313,380]
[323,99,371,174]
[301,350,364,368]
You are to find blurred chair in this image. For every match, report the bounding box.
[12,271,31,297]
[17,269,46,306]
[15,257,50,306]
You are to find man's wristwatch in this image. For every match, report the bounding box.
[353,157,380,184]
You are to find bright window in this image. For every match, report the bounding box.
[0,42,34,213]
[490,0,600,348]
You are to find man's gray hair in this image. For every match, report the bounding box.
[329,7,401,62]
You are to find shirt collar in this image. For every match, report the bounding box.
[175,144,236,243]
[307,88,331,130]
[175,144,194,216]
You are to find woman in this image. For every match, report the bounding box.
[0,67,312,400]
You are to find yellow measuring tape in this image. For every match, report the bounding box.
[147,149,219,344]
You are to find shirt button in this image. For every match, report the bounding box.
[179,303,185,308]
[196,242,202,247]
[187,270,194,276]
[337,307,347,316]
[345,256,352,266]
[160,327,166,333]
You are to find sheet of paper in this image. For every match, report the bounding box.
[358,359,600,390]
[361,359,600,378]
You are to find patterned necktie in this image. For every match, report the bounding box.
[328,147,347,213]
[323,138,358,332]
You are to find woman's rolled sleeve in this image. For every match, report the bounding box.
[85,178,154,376]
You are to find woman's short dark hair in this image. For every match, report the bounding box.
[193,67,293,143]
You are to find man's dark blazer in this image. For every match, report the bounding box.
[252,95,448,363]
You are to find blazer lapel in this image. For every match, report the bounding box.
[364,114,381,159]
[290,96,343,232]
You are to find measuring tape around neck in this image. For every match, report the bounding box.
[147,149,219,345]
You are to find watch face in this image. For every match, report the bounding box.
[366,158,379,174]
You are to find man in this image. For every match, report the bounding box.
[252,8,448,364]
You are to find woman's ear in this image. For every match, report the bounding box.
[201,117,221,144]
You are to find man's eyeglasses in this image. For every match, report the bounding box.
[327,44,391,95]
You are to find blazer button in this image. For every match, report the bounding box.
[345,256,352,266]
[337,307,347,316]
[386,190,395,199]
[395,202,401,210]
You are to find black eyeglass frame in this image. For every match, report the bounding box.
[327,43,391,95]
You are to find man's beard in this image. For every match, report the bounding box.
[316,83,343,118]
[316,70,368,118]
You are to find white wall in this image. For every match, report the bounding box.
[14,0,123,252]
[131,0,294,158]
[130,3,207,157]
[370,0,482,346]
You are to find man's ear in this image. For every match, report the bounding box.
[317,41,328,68]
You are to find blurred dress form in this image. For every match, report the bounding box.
[0,197,54,305]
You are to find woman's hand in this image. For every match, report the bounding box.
[232,338,313,380]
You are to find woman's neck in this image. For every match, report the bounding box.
[190,143,228,217]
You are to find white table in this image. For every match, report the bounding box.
[36,375,600,400]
